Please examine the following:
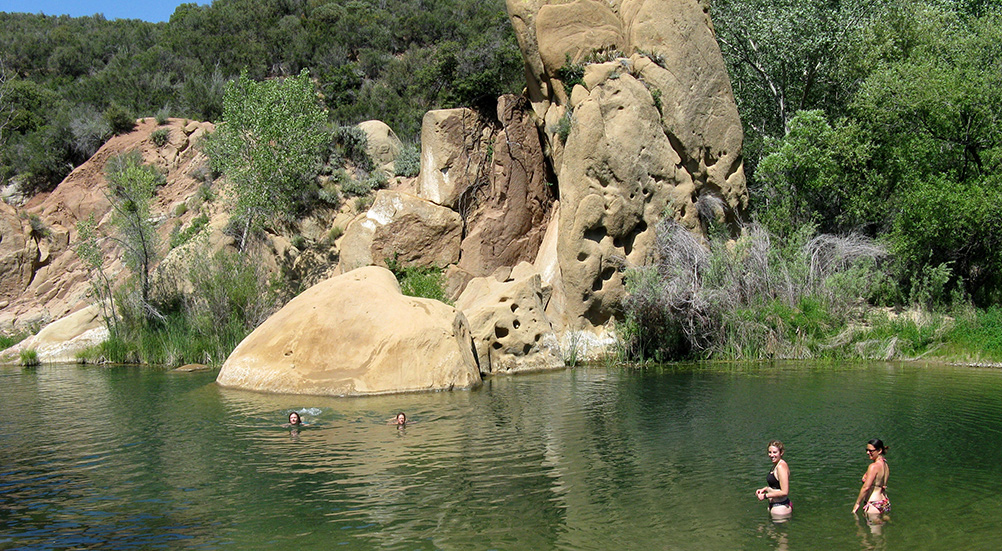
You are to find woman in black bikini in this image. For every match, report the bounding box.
[852,438,890,518]
[755,440,791,519]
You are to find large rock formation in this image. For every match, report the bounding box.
[217,266,482,396]
[505,0,748,331]
[358,120,403,176]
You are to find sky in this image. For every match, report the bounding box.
[0,1,210,23]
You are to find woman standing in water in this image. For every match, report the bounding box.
[755,440,791,519]
[852,439,890,517]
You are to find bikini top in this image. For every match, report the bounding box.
[767,468,780,489]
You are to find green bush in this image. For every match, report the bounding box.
[19,348,40,367]
[155,107,170,126]
[104,103,135,135]
[169,213,208,249]
[554,59,585,96]
[388,259,449,303]
[332,125,373,171]
[395,143,421,177]
[151,128,170,147]
[621,220,888,361]
[555,111,573,144]
[0,332,28,350]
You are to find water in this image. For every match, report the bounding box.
[2,362,1001,550]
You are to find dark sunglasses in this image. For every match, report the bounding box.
[865,448,878,453]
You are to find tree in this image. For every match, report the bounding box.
[712,0,877,140]
[0,60,14,149]
[104,151,163,321]
[204,69,328,249]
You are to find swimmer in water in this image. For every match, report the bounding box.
[389,412,406,426]
[283,411,305,427]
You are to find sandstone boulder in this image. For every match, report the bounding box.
[417,108,494,209]
[337,190,462,273]
[0,304,109,364]
[217,266,482,396]
[358,120,403,175]
[456,262,563,374]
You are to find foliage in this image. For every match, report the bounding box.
[104,103,135,135]
[74,214,120,335]
[394,142,420,177]
[0,332,27,350]
[331,124,373,171]
[621,220,888,361]
[96,248,280,366]
[0,0,522,190]
[387,258,450,303]
[554,60,585,96]
[150,127,170,147]
[19,348,39,366]
[104,150,163,318]
[203,69,328,248]
[169,213,209,249]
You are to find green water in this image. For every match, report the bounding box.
[1,362,1001,550]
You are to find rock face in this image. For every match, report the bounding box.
[0,203,38,306]
[417,108,494,209]
[217,266,482,396]
[456,262,563,374]
[505,0,748,329]
[459,95,554,278]
[0,118,214,332]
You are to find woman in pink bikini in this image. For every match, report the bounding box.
[852,438,890,518]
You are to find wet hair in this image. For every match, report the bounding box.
[288,411,301,425]
[396,412,406,421]
[867,438,888,454]
[768,440,785,454]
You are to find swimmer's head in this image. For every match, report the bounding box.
[867,438,887,455]
[289,411,301,425]
[395,412,406,425]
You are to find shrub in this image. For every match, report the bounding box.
[554,59,585,96]
[173,203,188,217]
[354,195,374,212]
[387,259,449,303]
[555,111,573,144]
[0,332,28,350]
[395,142,421,177]
[169,213,208,249]
[151,128,170,147]
[332,125,373,171]
[327,226,344,243]
[621,220,888,361]
[19,348,40,366]
[155,107,170,126]
[104,103,136,135]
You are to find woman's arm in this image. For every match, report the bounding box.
[852,463,877,513]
